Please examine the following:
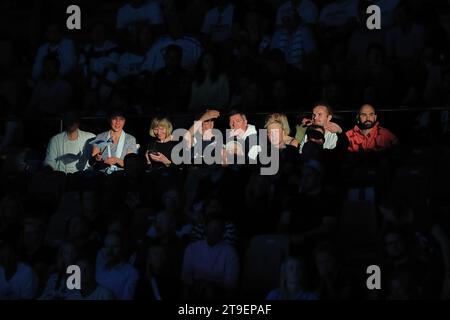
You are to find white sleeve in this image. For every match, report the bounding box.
[44,136,58,170]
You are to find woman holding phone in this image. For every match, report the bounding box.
[145,117,177,169]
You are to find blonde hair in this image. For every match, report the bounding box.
[265,113,291,136]
[149,117,173,137]
[265,119,284,135]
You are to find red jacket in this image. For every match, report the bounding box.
[345,122,398,152]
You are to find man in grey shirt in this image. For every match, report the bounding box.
[91,110,138,174]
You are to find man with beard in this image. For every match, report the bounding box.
[346,104,398,152]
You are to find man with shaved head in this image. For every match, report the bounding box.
[346,104,398,152]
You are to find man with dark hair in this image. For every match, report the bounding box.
[44,110,96,174]
[91,110,138,174]
[226,109,261,163]
[346,104,398,152]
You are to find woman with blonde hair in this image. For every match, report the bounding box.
[145,116,177,169]
[265,113,299,147]
[266,256,318,300]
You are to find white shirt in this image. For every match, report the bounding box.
[202,4,235,43]
[117,1,164,31]
[32,38,77,80]
[181,240,239,290]
[299,131,338,153]
[95,249,139,300]
[276,0,319,26]
[142,36,203,72]
[44,129,96,174]
[318,0,358,27]
[118,52,146,78]
[0,263,38,300]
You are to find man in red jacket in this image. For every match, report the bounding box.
[346,104,399,152]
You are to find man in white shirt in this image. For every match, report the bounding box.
[202,0,235,43]
[299,103,344,153]
[32,24,77,81]
[276,0,319,26]
[0,242,38,300]
[44,111,96,174]
[116,0,164,34]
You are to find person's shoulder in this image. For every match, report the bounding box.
[79,130,96,139]
[126,133,137,141]
[49,131,65,142]
[96,131,108,139]
[345,126,357,136]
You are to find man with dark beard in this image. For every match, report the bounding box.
[346,104,398,152]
